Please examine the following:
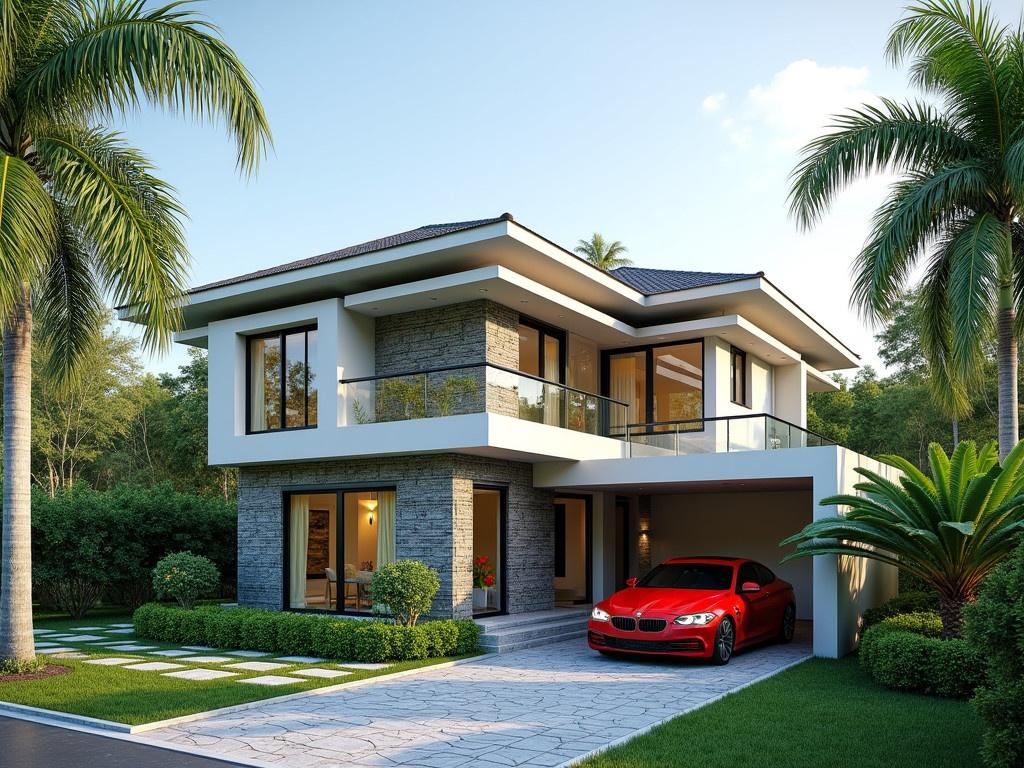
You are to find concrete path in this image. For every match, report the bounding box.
[143,628,811,768]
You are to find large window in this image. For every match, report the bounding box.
[249,326,317,433]
[286,488,395,614]
[731,346,747,406]
[605,340,703,428]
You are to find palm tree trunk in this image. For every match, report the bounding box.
[0,284,35,663]
[951,417,959,448]
[938,593,969,639]
[997,284,1018,461]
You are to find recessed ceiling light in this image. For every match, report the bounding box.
[479,288,488,293]
[371,306,379,311]
[430,297,438,301]
[520,300,529,304]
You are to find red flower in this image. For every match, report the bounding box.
[483,574,495,587]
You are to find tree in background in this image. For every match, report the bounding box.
[0,0,270,665]
[574,233,632,270]
[789,0,1024,459]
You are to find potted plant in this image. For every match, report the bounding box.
[473,555,496,610]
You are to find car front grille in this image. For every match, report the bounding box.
[597,636,705,653]
[611,616,636,631]
[638,618,667,632]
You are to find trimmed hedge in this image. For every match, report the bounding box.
[133,603,479,662]
[859,612,981,699]
[861,590,938,630]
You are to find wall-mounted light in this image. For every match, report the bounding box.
[362,498,378,526]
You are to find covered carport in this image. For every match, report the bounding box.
[533,445,900,658]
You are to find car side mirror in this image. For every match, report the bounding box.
[740,581,761,593]
[625,577,638,588]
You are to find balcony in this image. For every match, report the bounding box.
[340,363,628,438]
[621,414,834,456]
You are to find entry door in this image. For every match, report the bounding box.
[553,497,591,604]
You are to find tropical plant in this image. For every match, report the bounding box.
[0,0,270,665]
[789,0,1024,459]
[781,439,1024,637]
[573,233,631,270]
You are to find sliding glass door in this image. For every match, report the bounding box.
[472,486,506,616]
[285,488,396,614]
[605,340,703,430]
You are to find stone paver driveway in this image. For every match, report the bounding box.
[144,630,812,768]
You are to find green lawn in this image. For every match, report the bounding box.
[0,614,473,725]
[580,656,982,768]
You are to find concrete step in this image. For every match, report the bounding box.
[481,627,588,654]
[477,609,590,653]
[476,607,590,632]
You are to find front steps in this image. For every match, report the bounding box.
[476,606,591,653]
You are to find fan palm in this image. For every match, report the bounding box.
[781,440,1024,637]
[574,233,632,270]
[789,0,1024,460]
[0,0,270,665]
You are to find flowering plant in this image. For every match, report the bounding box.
[473,555,495,589]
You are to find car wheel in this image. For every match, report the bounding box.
[779,603,796,644]
[711,617,735,665]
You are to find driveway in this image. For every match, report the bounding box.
[144,629,812,767]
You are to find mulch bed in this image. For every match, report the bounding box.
[0,664,71,683]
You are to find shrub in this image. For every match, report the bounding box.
[370,560,440,626]
[964,540,1024,768]
[152,552,220,609]
[132,603,479,661]
[862,590,939,630]
[860,612,981,699]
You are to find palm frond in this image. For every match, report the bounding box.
[789,98,973,229]
[35,125,188,352]
[0,151,58,316]
[20,0,271,175]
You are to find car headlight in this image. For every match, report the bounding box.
[591,607,611,622]
[673,612,717,626]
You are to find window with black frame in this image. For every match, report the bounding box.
[248,326,318,433]
[730,346,747,406]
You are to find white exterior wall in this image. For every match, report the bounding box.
[774,362,808,428]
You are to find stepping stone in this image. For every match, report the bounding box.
[61,635,105,642]
[37,647,76,654]
[123,661,184,672]
[178,656,232,664]
[69,626,104,631]
[338,662,391,670]
[150,649,194,657]
[32,629,55,635]
[85,657,140,666]
[90,641,130,646]
[291,668,352,679]
[163,668,238,681]
[34,642,61,648]
[107,645,156,652]
[275,655,324,664]
[51,652,88,659]
[225,650,271,658]
[224,661,287,672]
[106,628,136,635]
[109,623,134,628]
[237,675,303,686]
[182,645,216,651]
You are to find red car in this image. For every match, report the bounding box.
[587,557,796,664]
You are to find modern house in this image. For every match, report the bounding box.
[121,213,897,658]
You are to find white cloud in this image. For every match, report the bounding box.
[701,92,726,113]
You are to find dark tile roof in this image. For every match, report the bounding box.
[189,214,512,294]
[607,266,762,295]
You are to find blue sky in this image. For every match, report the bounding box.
[117,0,1024,375]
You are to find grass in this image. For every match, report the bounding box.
[0,613,475,725]
[579,656,982,768]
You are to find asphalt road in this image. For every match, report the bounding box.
[0,716,243,768]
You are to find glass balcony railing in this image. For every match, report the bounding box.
[621,414,835,456]
[340,363,628,438]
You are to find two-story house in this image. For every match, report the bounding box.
[122,213,898,658]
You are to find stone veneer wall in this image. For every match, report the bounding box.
[237,452,553,618]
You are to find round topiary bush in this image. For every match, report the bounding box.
[860,611,981,699]
[964,540,1024,768]
[152,551,220,609]
[369,560,440,626]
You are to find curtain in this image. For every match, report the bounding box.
[288,495,310,608]
[609,356,638,432]
[543,336,561,426]
[375,491,396,568]
[250,340,267,432]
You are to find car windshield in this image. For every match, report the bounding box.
[636,563,733,590]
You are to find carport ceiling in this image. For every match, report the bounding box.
[578,477,813,495]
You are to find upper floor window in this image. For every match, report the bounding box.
[248,326,318,433]
[730,347,747,406]
[605,340,703,429]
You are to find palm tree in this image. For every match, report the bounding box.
[789,0,1024,460]
[0,0,270,666]
[574,233,632,270]
[782,440,1024,637]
